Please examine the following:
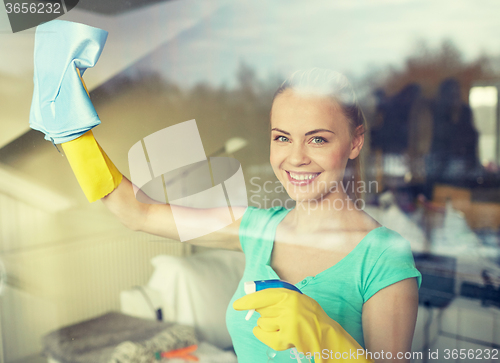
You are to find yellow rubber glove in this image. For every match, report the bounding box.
[60,68,123,203]
[233,288,375,362]
[77,68,90,96]
[61,129,123,203]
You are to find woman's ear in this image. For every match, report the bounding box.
[348,125,365,160]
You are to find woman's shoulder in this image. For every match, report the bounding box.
[368,225,414,255]
[239,205,290,234]
[239,206,291,253]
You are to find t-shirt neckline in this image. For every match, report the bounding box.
[265,206,386,287]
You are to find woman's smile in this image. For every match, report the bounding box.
[285,170,321,185]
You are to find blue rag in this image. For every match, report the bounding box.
[29,20,108,145]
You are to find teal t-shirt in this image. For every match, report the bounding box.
[226,206,422,363]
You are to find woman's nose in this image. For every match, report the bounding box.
[287,143,310,166]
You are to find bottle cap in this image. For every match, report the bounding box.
[244,281,256,294]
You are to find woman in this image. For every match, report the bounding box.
[30,24,421,361]
[228,70,422,362]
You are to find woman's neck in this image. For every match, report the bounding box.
[288,192,363,234]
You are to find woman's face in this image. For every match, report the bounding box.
[270,90,363,203]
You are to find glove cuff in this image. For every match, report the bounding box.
[61,130,123,203]
[319,320,375,362]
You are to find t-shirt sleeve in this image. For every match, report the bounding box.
[363,236,422,303]
[238,206,256,254]
[238,206,287,256]
[238,206,266,254]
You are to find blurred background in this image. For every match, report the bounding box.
[1,0,500,362]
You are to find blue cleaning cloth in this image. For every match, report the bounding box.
[29,20,108,145]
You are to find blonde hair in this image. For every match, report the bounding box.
[271,68,366,205]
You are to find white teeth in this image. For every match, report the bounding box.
[289,172,319,181]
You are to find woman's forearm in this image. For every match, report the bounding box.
[101,175,150,231]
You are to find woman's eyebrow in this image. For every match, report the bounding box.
[271,128,334,136]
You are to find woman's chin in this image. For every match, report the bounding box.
[285,190,325,203]
[286,181,324,193]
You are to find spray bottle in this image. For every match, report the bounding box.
[243,279,312,363]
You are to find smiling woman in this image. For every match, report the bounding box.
[227,68,422,363]
[269,70,367,209]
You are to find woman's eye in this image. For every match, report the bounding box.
[274,135,289,142]
[311,137,327,144]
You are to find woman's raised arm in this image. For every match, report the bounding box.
[101,174,245,251]
[29,20,245,252]
[57,78,244,251]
